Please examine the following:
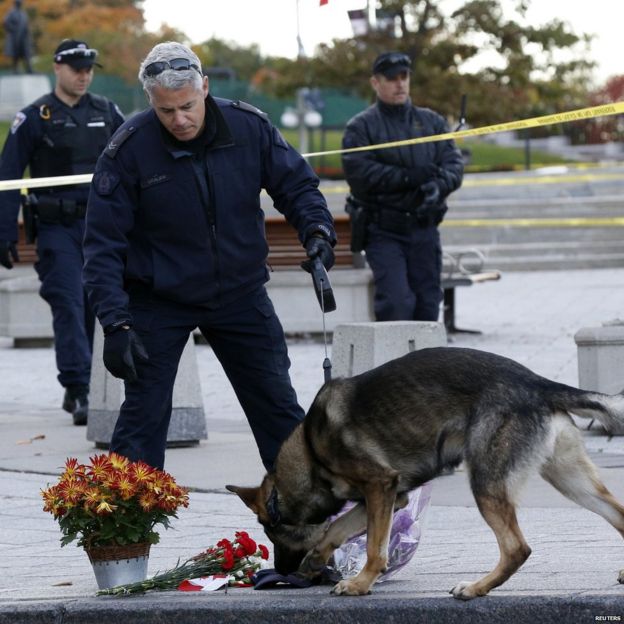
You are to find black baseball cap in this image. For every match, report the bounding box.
[372,52,411,78]
[54,39,102,69]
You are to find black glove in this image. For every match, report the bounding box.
[404,164,438,187]
[301,235,335,273]
[420,180,441,208]
[0,241,19,269]
[103,325,149,382]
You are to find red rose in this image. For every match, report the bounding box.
[259,544,269,560]
[236,531,257,556]
[221,549,235,570]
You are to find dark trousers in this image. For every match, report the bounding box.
[110,286,305,471]
[35,221,94,388]
[365,225,442,322]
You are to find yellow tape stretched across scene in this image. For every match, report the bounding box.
[442,217,624,228]
[0,100,622,193]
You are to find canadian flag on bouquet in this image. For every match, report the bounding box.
[320,0,329,5]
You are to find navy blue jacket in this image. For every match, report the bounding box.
[83,95,335,329]
[0,91,124,241]
[342,99,463,223]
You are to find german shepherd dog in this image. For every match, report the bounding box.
[227,347,624,598]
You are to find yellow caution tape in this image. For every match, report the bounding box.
[304,101,624,157]
[0,101,622,193]
[442,217,624,228]
[319,172,624,195]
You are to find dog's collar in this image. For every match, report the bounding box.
[267,487,281,527]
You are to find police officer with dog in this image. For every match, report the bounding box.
[83,41,336,472]
[0,39,124,425]
[342,52,464,322]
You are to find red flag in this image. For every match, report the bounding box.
[320,0,329,5]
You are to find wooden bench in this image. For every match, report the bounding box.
[15,216,500,335]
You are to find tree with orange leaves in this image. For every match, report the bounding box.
[0,0,185,82]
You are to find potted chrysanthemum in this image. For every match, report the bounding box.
[41,453,189,589]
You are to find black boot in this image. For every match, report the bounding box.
[64,385,89,426]
[62,389,75,414]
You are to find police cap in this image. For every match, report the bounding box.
[372,52,411,78]
[54,39,102,70]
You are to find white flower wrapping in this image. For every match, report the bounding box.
[330,483,433,581]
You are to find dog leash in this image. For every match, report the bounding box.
[310,257,336,383]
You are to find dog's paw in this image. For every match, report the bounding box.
[618,569,624,584]
[331,579,372,596]
[450,581,481,601]
[298,550,326,578]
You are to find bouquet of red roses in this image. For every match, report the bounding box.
[97,531,269,595]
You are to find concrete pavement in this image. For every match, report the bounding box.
[2,268,624,622]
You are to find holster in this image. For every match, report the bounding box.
[36,196,87,225]
[21,194,38,244]
[345,195,368,253]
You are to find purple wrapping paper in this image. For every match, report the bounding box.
[330,482,433,582]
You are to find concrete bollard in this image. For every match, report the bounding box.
[575,324,624,395]
[331,321,447,378]
[0,274,53,346]
[87,324,207,448]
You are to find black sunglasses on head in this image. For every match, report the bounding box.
[144,58,202,77]
[377,53,411,69]
[55,47,98,62]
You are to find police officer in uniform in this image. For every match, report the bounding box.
[0,39,125,425]
[83,42,336,471]
[342,52,463,322]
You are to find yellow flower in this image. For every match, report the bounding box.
[95,500,118,515]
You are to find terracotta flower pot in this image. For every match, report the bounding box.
[86,543,151,590]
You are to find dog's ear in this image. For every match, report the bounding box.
[226,484,262,515]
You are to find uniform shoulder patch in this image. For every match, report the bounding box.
[92,171,120,196]
[104,125,137,158]
[10,111,26,134]
[272,127,289,150]
[231,100,268,121]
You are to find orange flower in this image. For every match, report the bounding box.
[42,453,189,550]
[63,457,84,479]
[129,461,154,485]
[138,491,158,512]
[108,452,130,472]
[110,472,138,500]
[83,486,103,511]
[57,478,86,506]
[87,454,113,481]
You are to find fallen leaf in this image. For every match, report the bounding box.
[15,434,46,445]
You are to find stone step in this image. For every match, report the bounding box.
[447,195,624,219]
[445,240,624,258]
[476,252,624,271]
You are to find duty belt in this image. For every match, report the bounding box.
[36,197,87,225]
[373,207,432,234]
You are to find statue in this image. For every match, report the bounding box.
[3,0,32,74]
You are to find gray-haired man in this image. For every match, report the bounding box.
[83,41,336,470]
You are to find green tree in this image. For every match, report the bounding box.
[192,37,264,82]
[257,0,595,128]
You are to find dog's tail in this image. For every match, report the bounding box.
[552,385,624,435]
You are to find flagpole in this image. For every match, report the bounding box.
[296,0,306,58]
[367,0,376,31]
